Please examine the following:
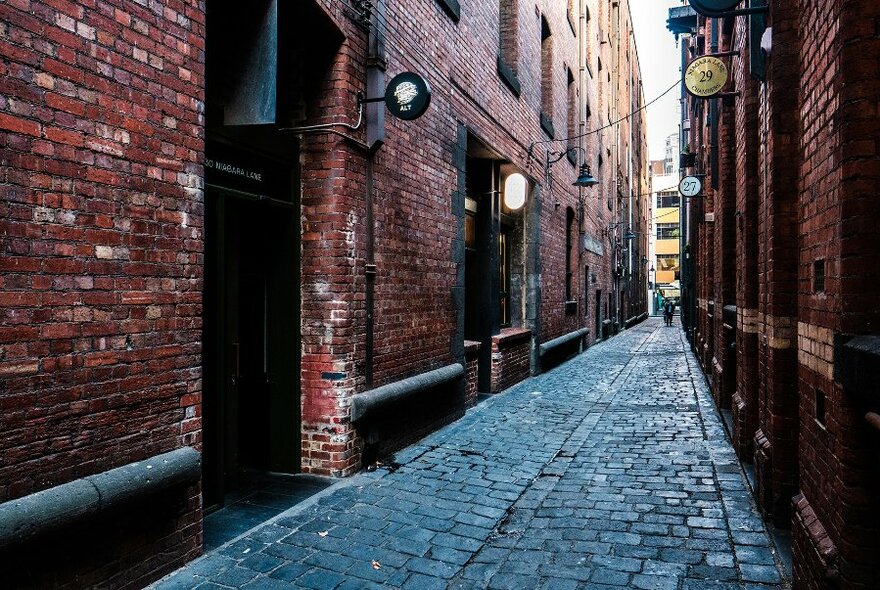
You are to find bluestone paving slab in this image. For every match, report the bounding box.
[151,319,789,589]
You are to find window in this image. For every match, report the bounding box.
[465,212,476,249]
[814,259,825,292]
[656,255,679,272]
[498,0,520,94]
[540,16,553,135]
[435,0,460,21]
[656,193,680,208]
[656,223,680,240]
[565,207,575,301]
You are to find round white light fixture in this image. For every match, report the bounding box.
[503,173,527,210]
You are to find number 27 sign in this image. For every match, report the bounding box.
[679,176,703,198]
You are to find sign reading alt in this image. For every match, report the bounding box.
[384,72,432,121]
[684,56,729,98]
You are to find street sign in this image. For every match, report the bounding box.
[684,56,729,98]
[384,72,432,121]
[679,175,703,198]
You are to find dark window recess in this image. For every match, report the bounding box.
[434,0,460,21]
[498,0,519,88]
[657,194,680,208]
[540,16,553,129]
[657,223,680,240]
[565,207,575,301]
[540,112,555,138]
[815,389,826,427]
[814,259,825,292]
[497,57,521,96]
[566,68,576,163]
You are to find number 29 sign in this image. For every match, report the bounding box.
[684,56,728,98]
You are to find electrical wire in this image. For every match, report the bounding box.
[531,79,682,151]
[336,0,680,160]
[334,0,691,228]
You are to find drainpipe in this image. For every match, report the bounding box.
[365,0,386,388]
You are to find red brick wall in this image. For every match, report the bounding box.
[793,0,880,587]
[298,18,370,475]
[753,0,801,527]
[712,86,736,409]
[464,340,480,407]
[490,327,531,393]
[732,16,761,462]
[0,0,204,585]
[1,1,650,584]
[684,1,880,588]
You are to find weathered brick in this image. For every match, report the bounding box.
[680,2,880,589]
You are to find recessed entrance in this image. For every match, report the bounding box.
[203,0,343,513]
[202,188,299,510]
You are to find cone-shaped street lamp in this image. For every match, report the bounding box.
[573,164,599,187]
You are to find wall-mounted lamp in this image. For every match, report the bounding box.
[573,164,599,187]
[503,172,527,210]
[603,221,627,239]
[542,147,600,188]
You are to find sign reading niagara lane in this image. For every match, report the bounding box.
[384,72,432,121]
[684,56,729,98]
[204,140,291,201]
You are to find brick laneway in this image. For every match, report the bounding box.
[153,318,789,590]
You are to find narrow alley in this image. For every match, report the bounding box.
[154,318,788,590]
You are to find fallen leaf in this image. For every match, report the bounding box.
[318,531,329,537]
[371,560,381,570]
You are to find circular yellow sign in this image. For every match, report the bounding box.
[684,56,729,98]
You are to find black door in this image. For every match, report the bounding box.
[203,192,299,509]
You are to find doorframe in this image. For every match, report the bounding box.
[202,186,300,510]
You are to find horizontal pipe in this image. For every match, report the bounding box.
[0,447,201,549]
[351,363,465,423]
[539,328,590,357]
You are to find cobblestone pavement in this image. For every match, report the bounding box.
[153,318,789,590]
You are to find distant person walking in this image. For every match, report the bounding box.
[664,300,675,326]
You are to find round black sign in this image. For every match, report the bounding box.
[688,0,741,16]
[384,72,432,121]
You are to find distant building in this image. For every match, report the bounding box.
[648,133,681,314]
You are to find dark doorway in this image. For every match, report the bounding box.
[464,156,500,392]
[202,191,299,510]
[204,0,344,513]
[595,289,602,340]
